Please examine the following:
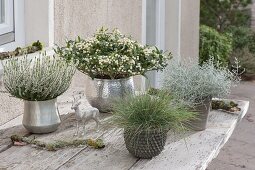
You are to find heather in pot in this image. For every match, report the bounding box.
[2,53,76,133]
[110,93,195,158]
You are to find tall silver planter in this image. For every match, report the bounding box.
[85,77,135,112]
[190,97,212,131]
[23,98,61,134]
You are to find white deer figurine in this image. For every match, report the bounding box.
[71,94,100,137]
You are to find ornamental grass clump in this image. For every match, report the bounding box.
[162,59,239,106]
[110,93,196,158]
[55,27,172,79]
[111,93,196,133]
[2,53,76,101]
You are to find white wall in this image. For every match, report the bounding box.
[166,0,200,60]
[165,0,182,57]
[180,0,200,61]
[24,0,54,47]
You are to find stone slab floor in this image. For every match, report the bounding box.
[208,81,255,170]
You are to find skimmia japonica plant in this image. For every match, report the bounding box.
[55,27,172,79]
[2,53,76,101]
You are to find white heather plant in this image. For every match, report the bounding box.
[2,53,76,101]
[162,58,239,106]
[55,27,172,79]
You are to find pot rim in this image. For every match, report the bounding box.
[93,76,133,82]
[193,96,212,105]
[124,128,168,134]
[24,98,57,103]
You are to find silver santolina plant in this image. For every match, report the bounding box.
[2,53,76,101]
[162,58,239,106]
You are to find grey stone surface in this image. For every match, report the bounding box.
[0,98,249,169]
[0,61,4,86]
[208,81,255,170]
[0,88,23,126]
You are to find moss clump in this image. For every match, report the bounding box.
[0,40,43,60]
[10,135,105,151]
[147,88,171,97]
[86,139,105,149]
[212,100,240,112]
[32,40,43,50]
[147,88,161,95]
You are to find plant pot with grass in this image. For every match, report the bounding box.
[162,59,239,131]
[55,27,171,112]
[110,93,195,159]
[2,53,76,133]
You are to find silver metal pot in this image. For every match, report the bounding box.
[85,77,135,112]
[22,98,61,134]
[190,97,212,131]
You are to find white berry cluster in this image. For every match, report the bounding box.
[56,27,172,79]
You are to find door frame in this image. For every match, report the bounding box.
[0,0,25,52]
[142,0,166,89]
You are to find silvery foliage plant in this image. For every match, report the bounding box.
[2,53,76,101]
[162,58,239,106]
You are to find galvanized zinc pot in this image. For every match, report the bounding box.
[22,98,61,134]
[85,77,135,112]
[190,97,212,131]
[124,129,167,159]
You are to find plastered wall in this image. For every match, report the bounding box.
[180,0,200,61]
[165,0,200,61]
[54,0,142,45]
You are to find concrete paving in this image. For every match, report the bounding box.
[208,81,255,170]
[0,86,23,126]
